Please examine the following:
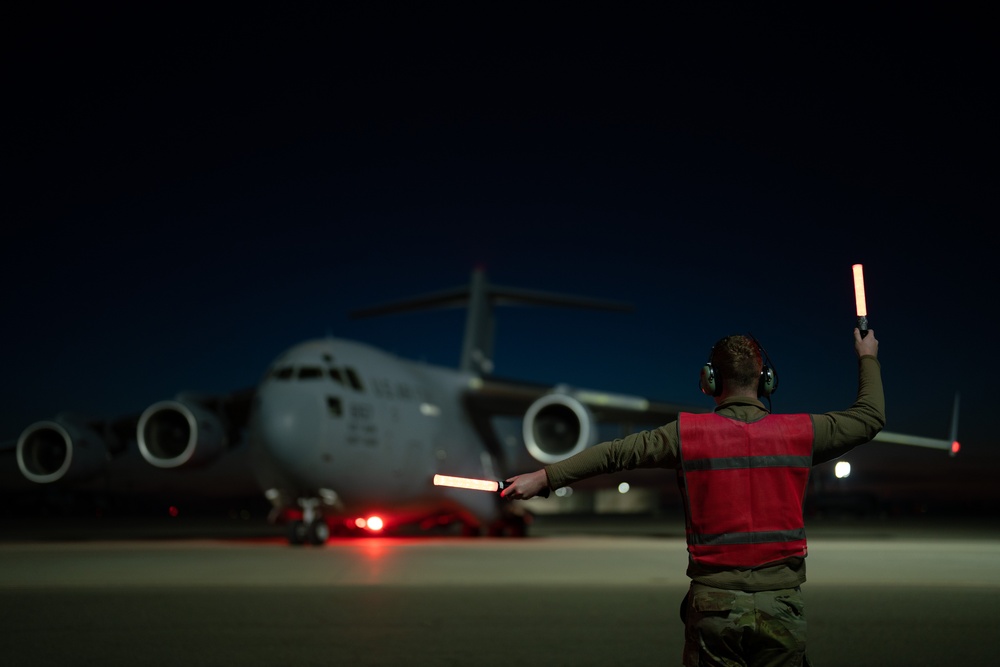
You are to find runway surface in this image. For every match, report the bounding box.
[2,513,998,666]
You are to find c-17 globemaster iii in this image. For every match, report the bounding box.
[2,268,958,544]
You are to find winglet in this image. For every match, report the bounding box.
[947,392,961,457]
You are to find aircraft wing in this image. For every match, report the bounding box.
[871,393,961,456]
[462,376,707,467]
[463,378,961,468]
[872,430,957,452]
[463,376,706,422]
[6,387,259,497]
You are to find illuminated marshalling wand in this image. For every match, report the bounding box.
[852,263,869,337]
[433,474,551,498]
[850,263,962,457]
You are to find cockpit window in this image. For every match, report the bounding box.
[298,366,323,380]
[272,367,293,380]
[326,396,342,416]
[345,367,364,391]
[329,368,343,384]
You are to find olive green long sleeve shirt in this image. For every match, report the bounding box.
[543,355,885,591]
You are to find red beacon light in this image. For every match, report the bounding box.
[353,516,385,532]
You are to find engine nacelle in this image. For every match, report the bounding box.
[16,417,108,484]
[522,393,598,464]
[137,399,226,469]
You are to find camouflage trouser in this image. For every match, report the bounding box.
[681,583,811,667]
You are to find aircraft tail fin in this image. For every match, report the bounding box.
[350,267,632,374]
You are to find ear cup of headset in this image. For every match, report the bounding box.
[758,365,778,397]
[700,363,719,397]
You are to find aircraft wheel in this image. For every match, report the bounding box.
[288,520,307,545]
[307,519,330,545]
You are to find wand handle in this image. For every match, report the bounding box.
[497,480,550,498]
[857,316,869,338]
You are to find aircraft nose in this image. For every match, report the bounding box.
[252,392,324,469]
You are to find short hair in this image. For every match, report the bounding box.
[710,335,763,392]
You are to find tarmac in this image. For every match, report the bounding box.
[2,511,998,666]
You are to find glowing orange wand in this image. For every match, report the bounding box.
[852,263,869,337]
[433,474,550,498]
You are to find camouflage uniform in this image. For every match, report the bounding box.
[682,583,811,667]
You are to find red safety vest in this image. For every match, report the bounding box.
[678,412,814,568]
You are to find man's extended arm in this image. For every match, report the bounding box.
[812,328,885,464]
[502,424,680,500]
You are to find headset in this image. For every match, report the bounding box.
[699,333,778,398]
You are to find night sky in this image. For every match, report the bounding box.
[3,5,995,512]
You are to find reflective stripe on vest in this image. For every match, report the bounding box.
[678,412,814,568]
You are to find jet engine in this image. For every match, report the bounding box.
[137,399,226,469]
[522,393,598,464]
[16,416,108,484]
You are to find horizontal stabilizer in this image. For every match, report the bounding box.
[350,267,632,375]
[349,280,631,318]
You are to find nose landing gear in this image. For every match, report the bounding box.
[287,497,331,546]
